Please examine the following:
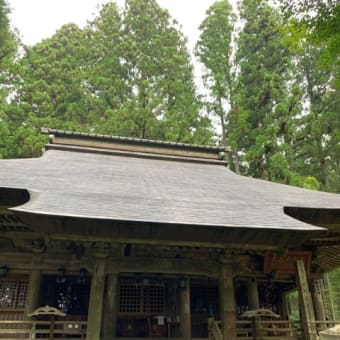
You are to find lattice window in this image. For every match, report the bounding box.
[119,279,164,314]
[119,283,141,313]
[143,285,164,313]
[191,286,219,317]
[0,280,28,310]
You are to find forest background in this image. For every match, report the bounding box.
[0,0,339,316]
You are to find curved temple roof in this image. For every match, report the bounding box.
[0,130,339,232]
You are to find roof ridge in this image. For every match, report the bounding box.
[45,144,228,166]
[41,128,230,152]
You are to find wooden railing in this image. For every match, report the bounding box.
[2,319,340,340]
[236,320,252,339]
[252,320,302,339]
[209,319,303,340]
[208,318,222,340]
[313,320,340,333]
[0,319,87,339]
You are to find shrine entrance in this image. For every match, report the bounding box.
[116,275,220,338]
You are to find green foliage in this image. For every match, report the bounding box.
[4,23,89,157]
[83,2,129,133]
[302,177,321,191]
[195,0,339,193]
[285,290,300,321]
[0,0,16,62]
[327,270,340,319]
[277,1,340,192]
[195,0,235,146]
[228,0,300,181]
[0,0,21,158]
[2,0,213,159]
[280,0,340,89]
[121,0,212,143]
[0,119,10,159]
[291,44,340,191]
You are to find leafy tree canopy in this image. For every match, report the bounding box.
[281,0,340,88]
[195,0,235,147]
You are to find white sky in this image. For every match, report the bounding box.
[7,0,221,52]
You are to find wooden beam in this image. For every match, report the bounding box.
[295,259,317,340]
[0,251,90,274]
[0,252,218,277]
[86,257,106,340]
[51,233,280,251]
[220,261,237,340]
[108,256,219,277]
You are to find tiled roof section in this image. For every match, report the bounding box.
[0,148,339,231]
[42,128,229,163]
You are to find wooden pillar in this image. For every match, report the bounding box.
[323,273,336,320]
[86,258,106,340]
[295,259,317,340]
[247,278,259,310]
[219,261,237,340]
[102,273,118,340]
[180,277,191,339]
[25,269,42,317]
[312,280,326,331]
[280,293,289,320]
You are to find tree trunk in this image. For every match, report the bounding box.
[321,158,330,190]
[234,151,240,174]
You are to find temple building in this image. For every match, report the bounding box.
[0,128,340,340]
